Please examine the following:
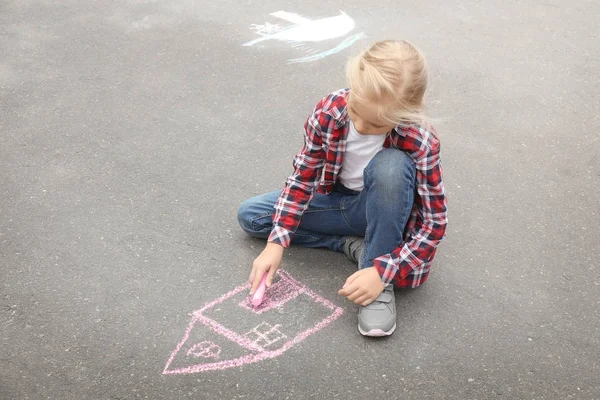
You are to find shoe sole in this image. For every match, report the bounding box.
[358,322,396,337]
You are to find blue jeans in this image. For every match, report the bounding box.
[237,149,416,269]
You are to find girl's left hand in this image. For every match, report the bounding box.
[338,266,384,306]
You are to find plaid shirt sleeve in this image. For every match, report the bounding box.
[267,101,328,247]
[372,137,448,287]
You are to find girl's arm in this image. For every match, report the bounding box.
[267,100,330,248]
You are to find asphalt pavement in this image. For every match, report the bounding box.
[1,1,599,399]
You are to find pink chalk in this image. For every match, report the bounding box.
[239,273,304,314]
[251,273,268,307]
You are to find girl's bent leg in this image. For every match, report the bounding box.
[237,190,281,240]
[237,190,356,253]
[360,148,416,269]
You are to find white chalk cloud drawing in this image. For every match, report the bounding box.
[243,10,366,64]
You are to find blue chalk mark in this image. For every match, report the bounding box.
[287,32,366,64]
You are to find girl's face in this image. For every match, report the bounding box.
[347,95,396,135]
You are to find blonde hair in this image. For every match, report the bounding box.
[346,40,429,125]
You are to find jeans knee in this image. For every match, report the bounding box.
[365,149,416,192]
[237,197,273,236]
[237,199,255,233]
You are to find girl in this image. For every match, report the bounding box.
[238,40,448,336]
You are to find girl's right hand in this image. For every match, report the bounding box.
[249,242,284,295]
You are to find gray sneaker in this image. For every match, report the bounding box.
[342,236,364,268]
[343,236,397,336]
[358,284,396,337]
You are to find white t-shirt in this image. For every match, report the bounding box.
[338,121,387,191]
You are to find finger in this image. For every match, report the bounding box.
[338,283,359,297]
[249,266,256,285]
[354,294,370,305]
[347,288,365,302]
[343,270,361,288]
[266,265,277,288]
[360,296,375,306]
[250,269,267,295]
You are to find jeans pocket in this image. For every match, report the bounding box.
[341,193,361,210]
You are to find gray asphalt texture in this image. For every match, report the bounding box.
[1,1,599,399]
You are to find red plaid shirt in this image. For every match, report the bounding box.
[269,89,448,288]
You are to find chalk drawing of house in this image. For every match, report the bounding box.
[163,270,343,374]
